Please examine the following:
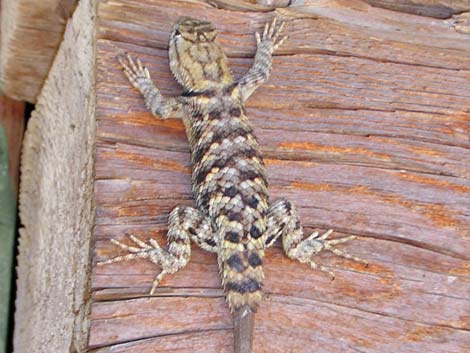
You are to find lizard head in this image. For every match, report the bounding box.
[169,17,233,93]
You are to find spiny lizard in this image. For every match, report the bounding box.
[98,17,367,353]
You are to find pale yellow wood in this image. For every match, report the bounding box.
[14,1,96,352]
[0,0,76,102]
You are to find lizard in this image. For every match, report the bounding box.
[98,17,368,353]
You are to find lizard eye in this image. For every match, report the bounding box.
[174,29,181,36]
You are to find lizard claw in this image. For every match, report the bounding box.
[286,229,368,279]
[322,234,369,266]
[256,17,287,52]
[97,234,159,266]
[118,53,152,90]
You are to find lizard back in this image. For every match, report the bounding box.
[169,17,268,311]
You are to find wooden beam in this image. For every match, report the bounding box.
[362,0,470,18]
[91,0,470,352]
[13,0,470,351]
[14,1,95,352]
[0,0,76,102]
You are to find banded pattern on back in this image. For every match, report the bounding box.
[186,92,269,310]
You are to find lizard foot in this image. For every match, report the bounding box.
[288,229,368,280]
[118,54,152,91]
[97,234,186,294]
[255,17,288,51]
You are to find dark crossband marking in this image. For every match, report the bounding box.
[230,106,241,117]
[250,225,262,239]
[248,252,262,267]
[226,279,261,294]
[226,254,244,272]
[182,90,217,98]
[224,186,238,197]
[225,231,241,243]
[191,124,255,161]
[193,148,261,186]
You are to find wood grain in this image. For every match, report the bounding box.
[14,1,95,352]
[362,0,470,18]
[0,0,76,102]
[91,0,470,352]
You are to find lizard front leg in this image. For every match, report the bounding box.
[98,206,216,294]
[236,18,287,102]
[119,54,185,119]
[263,200,368,278]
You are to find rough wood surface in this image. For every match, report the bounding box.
[362,0,470,18]
[14,1,96,352]
[91,0,470,352]
[0,0,76,102]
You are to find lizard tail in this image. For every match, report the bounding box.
[233,306,255,353]
[219,225,265,352]
[221,245,263,353]
[221,247,264,310]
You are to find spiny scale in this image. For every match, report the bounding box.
[99,17,368,353]
[188,88,268,310]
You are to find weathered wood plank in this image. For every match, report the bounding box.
[0,0,76,102]
[89,297,232,348]
[91,0,470,352]
[89,330,233,353]
[97,0,470,69]
[362,0,470,18]
[14,1,95,352]
[97,44,470,176]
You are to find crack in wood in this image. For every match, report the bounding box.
[267,294,470,332]
[88,327,232,351]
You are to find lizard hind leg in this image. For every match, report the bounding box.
[97,206,216,295]
[263,199,368,279]
[96,233,177,294]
